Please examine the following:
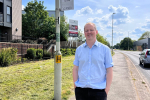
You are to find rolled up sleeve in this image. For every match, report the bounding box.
[104,48,114,68]
[73,48,79,67]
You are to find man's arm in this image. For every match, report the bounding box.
[73,65,79,89]
[105,67,113,94]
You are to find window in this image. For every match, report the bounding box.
[7,6,11,23]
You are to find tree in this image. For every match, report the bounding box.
[138,31,150,40]
[120,37,133,50]
[114,43,120,49]
[96,33,110,47]
[60,16,69,41]
[22,0,49,39]
[22,0,69,41]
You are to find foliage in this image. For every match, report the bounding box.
[60,16,69,41]
[114,43,120,49]
[61,48,67,56]
[0,48,18,67]
[10,39,37,44]
[120,37,133,50]
[36,49,43,59]
[22,0,69,41]
[96,33,110,47]
[43,50,51,58]
[60,48,76,56]
[66,48,72,55]
[71,48,76,55]
[27,48,36,59]
[138,31,150,40]
[22,0,49,39]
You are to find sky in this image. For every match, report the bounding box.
[22,0,150,46]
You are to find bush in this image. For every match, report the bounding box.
[66,48,72,55]
[0,48,18,67]
[61,48,67,56]
[36,49,43,59]
[43,50,51,58]
[27,48,36,59]
[71,48,76,55]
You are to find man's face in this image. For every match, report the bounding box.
[84,24,98,41]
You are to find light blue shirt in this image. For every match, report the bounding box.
[73,40,113,89]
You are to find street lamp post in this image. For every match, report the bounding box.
[112,13,115,54]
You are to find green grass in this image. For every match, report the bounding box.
[0,55,75,100]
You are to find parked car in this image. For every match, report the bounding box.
[139,49,150,67]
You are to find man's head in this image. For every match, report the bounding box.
[84,22,98,41]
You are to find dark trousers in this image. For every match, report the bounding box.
[75,87,107,100]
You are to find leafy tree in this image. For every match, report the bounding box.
[114,43,120,49]
[120,37,133,50]
[22,0,69,41]
[60,16,69,41]
[96,33,110,47]
[22,0,49,39]
[138,31,150,40]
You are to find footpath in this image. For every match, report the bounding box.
[69,51,150,100]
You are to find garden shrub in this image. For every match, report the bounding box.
[27,48,36,59]
[0,48,18,67]
[43,50,51,58]
[66,48,72,55]
[36,49,43,59]
[71,48,76,55]
[61,48,66,56]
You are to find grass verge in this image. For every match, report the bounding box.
[0,55,75,100]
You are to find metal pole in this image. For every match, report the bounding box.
[54,0,62,100]
[112,13,115,54]
[112,14,113,54]
[128,32,129,50]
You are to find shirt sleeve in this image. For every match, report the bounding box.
[104,47,114,68]
[73,48,79,67]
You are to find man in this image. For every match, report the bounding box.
[73,22,113,100]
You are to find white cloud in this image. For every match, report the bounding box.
[142,19,150,29]
[146,19,150,23]
[22,5,25,10]
[131,27,145,34]
[75,6,93,16]
[108,5,129,19]
[135,6,140,8]
[96,9,103,14]
[108,5,130,25]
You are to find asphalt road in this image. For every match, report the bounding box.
[115,50,150,87]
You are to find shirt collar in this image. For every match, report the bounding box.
[84,40,99,47]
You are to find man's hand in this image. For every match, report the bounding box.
[105,87,110,95]
[73,65,78,89]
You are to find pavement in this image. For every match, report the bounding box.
[69,51,143,100]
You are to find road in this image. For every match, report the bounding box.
[115,50,150,87]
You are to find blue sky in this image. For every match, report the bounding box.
[22,0,150,46]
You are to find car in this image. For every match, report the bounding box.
[139,49,150,67]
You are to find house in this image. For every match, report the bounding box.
[133,38,150,51]
[0,0,22,42]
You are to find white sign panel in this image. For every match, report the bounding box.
[60,0,74,11]
[69,19,78,37]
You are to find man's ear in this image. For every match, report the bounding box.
[96,30,98,35]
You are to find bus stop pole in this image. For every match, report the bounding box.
[54,0,62,100]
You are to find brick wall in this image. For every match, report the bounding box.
[0,42,43,56]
